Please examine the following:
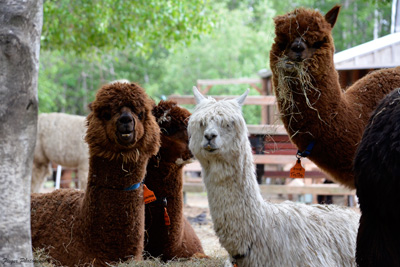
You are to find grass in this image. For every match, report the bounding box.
[33,249,228,267]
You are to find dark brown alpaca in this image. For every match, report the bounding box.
[270,5,400,188]
[31,82,160,266]
[144,100,205,261]
[354,89,400,266]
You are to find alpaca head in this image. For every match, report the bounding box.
[271,5,340,71]
[188,87,249,162]
[85,82,160,162]
[270,5,341,112]
[152,100,193,165]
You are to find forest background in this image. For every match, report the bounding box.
[39,0,393,124]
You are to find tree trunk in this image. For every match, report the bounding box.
[0,1,43,266]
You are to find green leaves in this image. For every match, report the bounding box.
[42,0,216,54]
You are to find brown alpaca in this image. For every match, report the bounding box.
[144,100,205,261]
[31,82,160,266]
[270,5,400,188]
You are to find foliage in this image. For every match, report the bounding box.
[38,0,396,124]
[42,0,216,54]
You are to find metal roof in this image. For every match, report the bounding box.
[334,32,400,70]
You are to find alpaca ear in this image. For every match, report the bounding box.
[236,89,249,106]
[193,86,206,104]
[325,4,341,29]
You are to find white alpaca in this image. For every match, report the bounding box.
[188,87,359,267]
[32,113,89,192]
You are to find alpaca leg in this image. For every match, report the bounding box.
[76,167,88,191]
[31,161,52,193]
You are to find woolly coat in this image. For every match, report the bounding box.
[144,100,204,260]
[188,90,359,267]
[354,89,400,266]
[31,82,160,266]
[270,5,400,188]
[32,113,89,192]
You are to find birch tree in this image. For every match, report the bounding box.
[0,1,43,266]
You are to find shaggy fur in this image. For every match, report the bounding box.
[144,100,204,260]
[270,5,400,188]
[354,88,400,266]
[32,113,89,192]
[31,82,160,266]
[188,87,359,267]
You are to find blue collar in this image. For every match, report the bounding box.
[296,140,316,158]
[123,181,143,191]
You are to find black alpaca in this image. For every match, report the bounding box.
[354,88,400,266]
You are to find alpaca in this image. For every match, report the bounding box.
[354,88,400,266]
[144,100,205,260]
[31,82,160,266]
[269,5,400,188]
[32,113,89,192]
[188,87,359,267]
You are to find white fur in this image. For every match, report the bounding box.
[32,113,89,192]
[188,88,359,267]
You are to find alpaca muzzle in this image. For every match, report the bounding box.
[116,111,135,144]
[287,37,308,63]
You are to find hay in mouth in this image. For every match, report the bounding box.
[274,55,326,129]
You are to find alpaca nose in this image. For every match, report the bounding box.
[117,112,134,133]
[290,37,307,52]
[204,132,217,141]
[118,113,133,124]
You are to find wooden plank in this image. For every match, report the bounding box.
[247,124,287,135]
[252,154,313,165]
[197,78,261,86]
[259,184,355,196]
[168,95,276,106]
[264,170,326,179]
[184,156,316,170]
[183,182,206,193]
[182,183,355,196]
[264,143,296,150]
[184,161,202,172]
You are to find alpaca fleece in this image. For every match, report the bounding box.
[354,88,400,266]
[31,82,160,266]
[270,5,400,188]
[32,113,89,192]
[188,87,359,267]
[144,100,204,260]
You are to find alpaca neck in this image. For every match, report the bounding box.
[273,56,344,136]
[80,155,148,258]
[145,158,184,245]
[201,145,267,255]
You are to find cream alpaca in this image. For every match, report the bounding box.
[188,87,359,267]
[32,113,89,192]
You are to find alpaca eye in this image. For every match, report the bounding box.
[312,38,326,49]
[165,125,178,136]
[100,110,111,121]
[138,112,143,120]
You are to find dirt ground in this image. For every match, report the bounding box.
[183,193,229,258]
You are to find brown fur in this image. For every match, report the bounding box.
[270,5,400,188]
[144,100,205,260]
[31,82,160,266]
